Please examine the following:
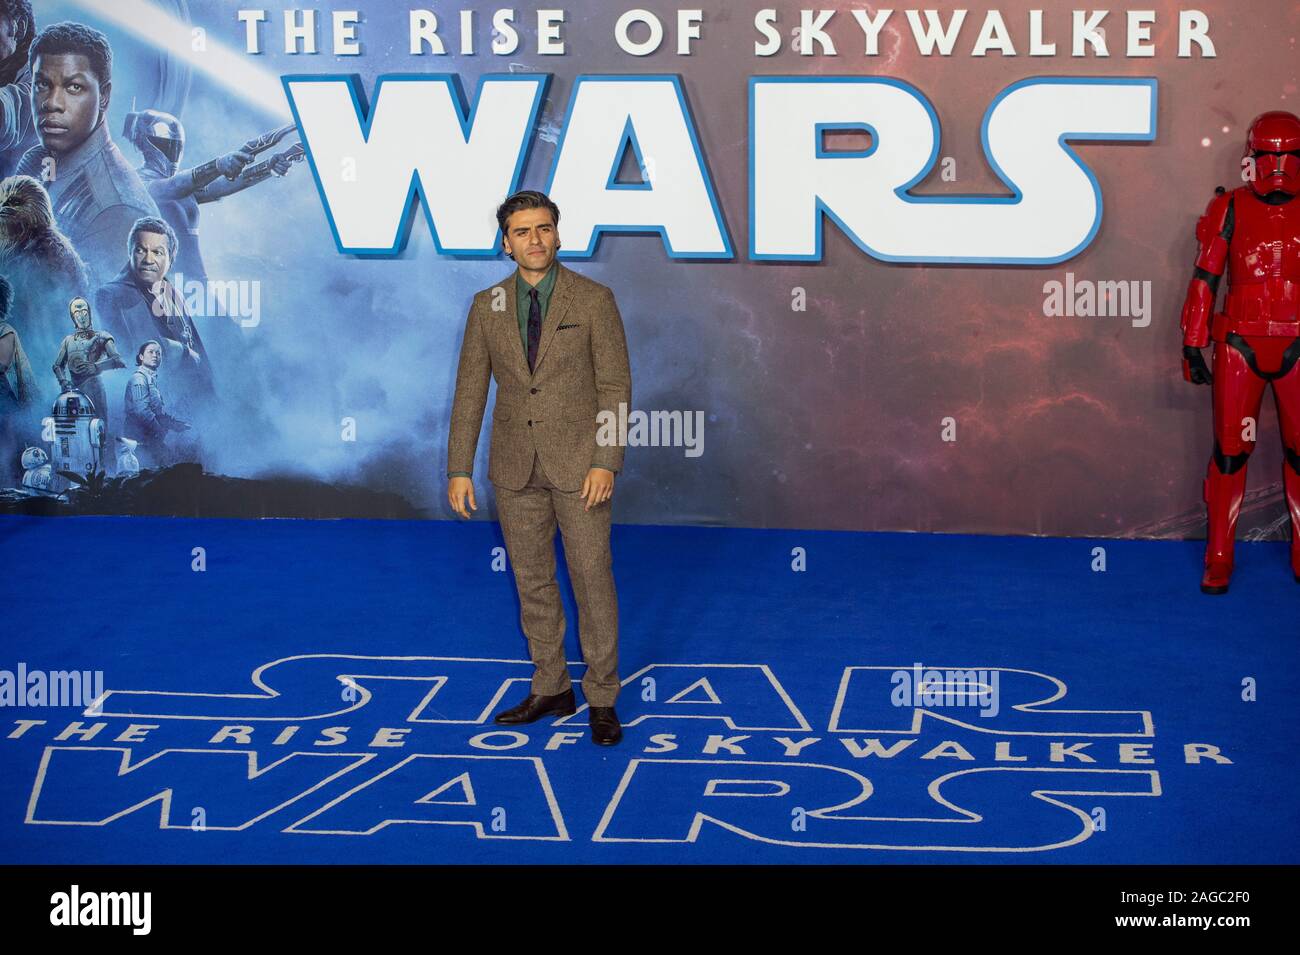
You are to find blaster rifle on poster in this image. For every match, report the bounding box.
[233,124,304,179]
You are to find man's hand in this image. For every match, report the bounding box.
[1183,345,1213,385]
[581,467,615,511]
[448,476,477,518]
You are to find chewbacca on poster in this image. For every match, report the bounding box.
[0,174,91,312]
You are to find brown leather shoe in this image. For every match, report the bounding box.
[493,689,576,724]
[589,706,622,745]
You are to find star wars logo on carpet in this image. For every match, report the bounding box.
[5,657,1235,851]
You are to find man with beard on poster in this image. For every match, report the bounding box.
[14,21,159,287]
[95,215,215,428]
[0,0,36,176]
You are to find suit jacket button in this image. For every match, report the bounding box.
[528,420,533,427]
[530,388,538,394]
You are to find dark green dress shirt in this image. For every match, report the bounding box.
[515,260,558,355]
[449,263,572,480]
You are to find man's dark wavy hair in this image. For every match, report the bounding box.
[29,20,112,89]
[495,190,560,239]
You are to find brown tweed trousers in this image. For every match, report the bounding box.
[447,261,632,707]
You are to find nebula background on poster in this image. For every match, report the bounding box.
[6,1,1297,536]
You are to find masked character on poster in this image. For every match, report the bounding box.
[123,110,302,285]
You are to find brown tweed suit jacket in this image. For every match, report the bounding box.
[447,261,632,492]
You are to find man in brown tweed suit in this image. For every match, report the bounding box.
[446,190,631,745]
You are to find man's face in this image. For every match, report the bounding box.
[0,18,17,62]
[140,343,162,369]
[502,207,559,272]
[70,297,91,330]
[131,231,172,285]
[32,53,107,157]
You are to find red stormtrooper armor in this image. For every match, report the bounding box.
[1179,110,1300,593]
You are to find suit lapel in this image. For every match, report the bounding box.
[495,260,572,380]
[494,271,529,381]
[532,261,572,376]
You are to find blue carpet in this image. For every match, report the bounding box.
[1,514,1296,864]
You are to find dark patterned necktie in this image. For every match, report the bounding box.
[526,287,541,373]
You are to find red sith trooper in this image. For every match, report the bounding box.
[1180,110,1300,593]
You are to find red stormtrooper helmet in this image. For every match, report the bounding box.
[1245,110,1300,198]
